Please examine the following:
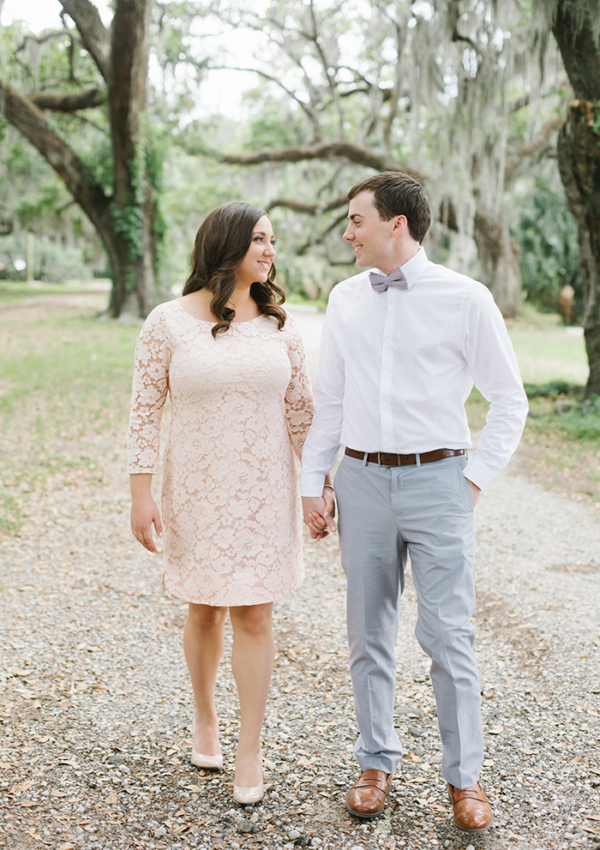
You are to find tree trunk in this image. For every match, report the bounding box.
[473,209,522,317]
[107,0,157,317]
[556,103,600,396]
[0,0,160,319]
[551,0,600,397]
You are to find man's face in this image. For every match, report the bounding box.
[343,191,397,269]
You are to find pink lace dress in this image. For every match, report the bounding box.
[127,300,314,606]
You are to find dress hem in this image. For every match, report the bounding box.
[161,568,305,607]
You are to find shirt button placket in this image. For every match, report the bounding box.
[380,290,395,447]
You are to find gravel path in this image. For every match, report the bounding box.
[1,308,600,850]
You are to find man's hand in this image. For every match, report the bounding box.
[466,478,481,507]
[302,489,337,540]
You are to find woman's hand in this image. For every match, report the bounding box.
[130,474,163,553]
[302,486,337,541]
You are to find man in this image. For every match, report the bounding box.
[301,172,528,833]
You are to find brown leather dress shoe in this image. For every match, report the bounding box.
[447,780,493,833]
[346,769,393,819]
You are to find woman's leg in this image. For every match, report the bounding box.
[184,602,228,756]
[229,602,275,787]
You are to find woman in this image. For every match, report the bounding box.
[128,202,333,805]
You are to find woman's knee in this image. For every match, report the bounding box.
[230,603,273,638]
[187,603,227,631]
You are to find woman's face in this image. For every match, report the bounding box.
[235,215,276,288]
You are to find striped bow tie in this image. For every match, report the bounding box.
[369,267,409,293]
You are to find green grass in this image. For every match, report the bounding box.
[0,280,110,306]
[0,307,141,534]
[508,326,588,385]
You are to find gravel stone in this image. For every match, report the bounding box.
[237,817,256,833]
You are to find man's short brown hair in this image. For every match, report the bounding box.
[348,172,431,243]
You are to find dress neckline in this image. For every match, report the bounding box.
[175,300,263,326]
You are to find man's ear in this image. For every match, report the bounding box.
[391,215,408,238]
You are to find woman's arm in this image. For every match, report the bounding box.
[127,307,171,551]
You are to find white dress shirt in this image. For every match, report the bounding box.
[301,247,528,496]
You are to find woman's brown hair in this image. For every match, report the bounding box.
[182,202,286,337]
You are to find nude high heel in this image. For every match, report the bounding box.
[233,751,264,804]
[191,718,223,770]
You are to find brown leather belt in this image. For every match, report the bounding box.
[345,447,466,467]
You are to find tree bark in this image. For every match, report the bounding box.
[30,87,105,111]
[551,0,600,396]
[106,0,156,317]
[58,0,110,80]
[556,102,600,396]
[473,209,522,317]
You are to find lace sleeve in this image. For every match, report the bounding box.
[127,306,172,474]
[283,313,314,460]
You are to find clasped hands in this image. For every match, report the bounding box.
[302,489,337,541]
[302,479,480,542]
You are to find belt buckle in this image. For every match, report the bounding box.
[377,452,384,466]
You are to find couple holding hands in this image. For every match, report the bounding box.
[128,172,528,832]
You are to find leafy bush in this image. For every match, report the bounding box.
[555,396,600,441]
[524,380,583,398]
[511,177,583,319]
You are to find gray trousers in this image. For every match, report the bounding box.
[334,453,483,789]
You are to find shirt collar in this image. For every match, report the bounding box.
[371,246,428,291]
[401,246,428,289]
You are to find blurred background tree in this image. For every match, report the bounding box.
[1,0,596,392]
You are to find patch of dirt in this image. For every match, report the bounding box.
[511,439,600,508]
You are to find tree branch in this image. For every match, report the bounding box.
[58,0,110,81]
[17,29,74,50]
[267,195,348,214]
[0,78,110,233]
[504,116,564,184]
[297,210,349,255]
[220,141,424,181]
[210,64,322,142]
[30,87,105,112]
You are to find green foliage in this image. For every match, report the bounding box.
[108,116,168,279]
[0,233,99,283]
[242,95,310,149]
[110,203,145,263]
[555,396,600,441]
[524,380,583,398]
[593,102,600,146]
[511,176,583,318]
[16,185,64,227]
[81,135,114,195]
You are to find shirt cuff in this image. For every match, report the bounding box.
[301,472,326,497]
[463,455,496,491]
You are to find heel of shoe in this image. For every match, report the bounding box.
[191,717,222,769]
[233,779,264,805]
[191,749,223,770]
[233,749,263,804]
